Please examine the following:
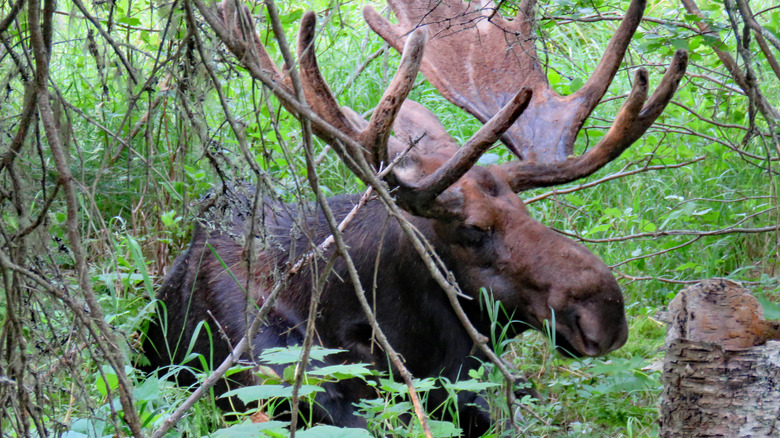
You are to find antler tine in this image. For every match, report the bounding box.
[572,0,646,106]
[360,28,427,169]
[217,0,287,86]
[297,12,360,144]
[502,50,689,192]
[590,69,649,159]
[635,50,690,127]
[214,3,431,174]
[297,12,428,170]
[363,3,469,107]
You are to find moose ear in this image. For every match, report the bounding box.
[342,101,460,161]
[341,106,369,132]
[392,100,460,156]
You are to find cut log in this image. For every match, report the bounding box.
[660,278,780,438]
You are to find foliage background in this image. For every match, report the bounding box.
[0,0,778,436]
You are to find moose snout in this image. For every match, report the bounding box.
[552,299,628,358]
[573,306,628,356]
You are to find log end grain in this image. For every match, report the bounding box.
[666,278,780,350]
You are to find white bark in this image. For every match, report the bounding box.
[661,279,780,437]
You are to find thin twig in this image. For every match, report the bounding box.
[525,156,706,204]
[70,0,139,85]
[610,236,701,269]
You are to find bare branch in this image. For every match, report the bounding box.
[27,0,144,435]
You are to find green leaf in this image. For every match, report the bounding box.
[210,421,289,438]
[701,34,721,48]
[282,364,296,383]
[567,193,585,207]
[160,210,181,229]
[308,364,376,380]
[757,297,780,320]
[585,224,611,235]
[639,220,657,232]
[295,425,372,437]
[468,366,485,380]
[683,13,702,22]
[95,366,118,398]
[426,420,462,438]
[548,69,561,86]
[133,376,159,401]
[126,235,154,297]
[568,77,583,93]
[671,38,689,50]
[675,262,700,271]
[442,379,500,392]
[412,378,439,392]
[636,41,661,53]
[378,378,408,394]
[68,417,106,437]
[280,9,304,25]
[117,16,142,26]
[259,346,345,365]
[221,384,324,403]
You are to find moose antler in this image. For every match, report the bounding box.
[365,0,688,182]
[212,1,532,217]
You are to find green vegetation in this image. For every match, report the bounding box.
[0,0,778,437]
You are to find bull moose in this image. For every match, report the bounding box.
[142,0,687,435]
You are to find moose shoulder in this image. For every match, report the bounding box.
[142,0,687,435]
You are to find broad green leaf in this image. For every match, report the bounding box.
[295,425,372,437]
[133,376,159,401]
[442,379,500,392]
[426,420,462,438]
[221,384,324,403]
[259,346,345,365]
[640,220,657,232]
[95,366,118,398]
[308,364,375,380]
[757,297,780,320]
[210,421,289,437]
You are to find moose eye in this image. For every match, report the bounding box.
[457,225,492,247]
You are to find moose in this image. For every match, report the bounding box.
[142,0,687,435]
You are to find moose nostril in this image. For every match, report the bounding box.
[576,315,605,356]
[582,333,602,356]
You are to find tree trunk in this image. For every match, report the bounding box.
[660,279,780,437]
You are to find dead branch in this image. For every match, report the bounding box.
[26,0,145,434]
